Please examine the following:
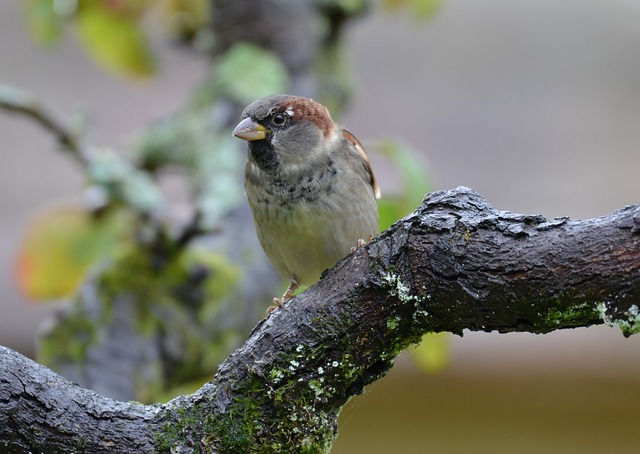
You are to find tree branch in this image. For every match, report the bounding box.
[0,85,89,167]
[1,187,639,452]
[0,345,158,453]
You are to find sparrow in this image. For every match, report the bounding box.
[232,94,380,311]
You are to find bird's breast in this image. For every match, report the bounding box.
[244,159,378,285]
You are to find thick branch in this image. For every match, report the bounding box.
[1,187,639,452]
[0,345,158,453]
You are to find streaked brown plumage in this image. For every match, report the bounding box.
[233,94,379,311]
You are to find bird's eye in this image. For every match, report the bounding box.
[272,112,287,126]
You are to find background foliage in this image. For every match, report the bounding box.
[11,0,438,403]
[4,0,640,452]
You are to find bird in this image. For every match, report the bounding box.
[232,94,380,312]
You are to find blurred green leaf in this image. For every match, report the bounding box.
[409,332,451,373]
[75,2,156,78]
[381,0,444,20]
[210,43,290,106]
[23,0,61,46]
[377,139,431,230]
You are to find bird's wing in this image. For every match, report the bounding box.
[341,128,381,199]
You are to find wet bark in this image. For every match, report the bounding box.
[1,187,639,453]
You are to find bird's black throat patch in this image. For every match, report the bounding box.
[248,139,280,173]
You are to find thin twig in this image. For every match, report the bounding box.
[0,84,90,167]
[175,208,205,249]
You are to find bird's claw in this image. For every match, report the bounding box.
[265,280,298,316]
[265,298,283,316]
[350,236,373,253]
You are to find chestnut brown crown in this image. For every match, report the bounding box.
[233,94,379,198]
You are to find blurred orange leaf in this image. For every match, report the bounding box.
[376,139,431,231]
[15,207,128,301]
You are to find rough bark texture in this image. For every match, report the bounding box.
[0,345,158,453]
[2,187,639,453]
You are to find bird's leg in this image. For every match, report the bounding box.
[266,279,299,316]
[281,280,299,302]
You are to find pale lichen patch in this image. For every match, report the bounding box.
[380,271,425,305]
[617,304,640,337]
[596,302,640,337]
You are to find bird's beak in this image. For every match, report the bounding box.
[232,117,267,141]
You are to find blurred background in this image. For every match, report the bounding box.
[2,0,640,452]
